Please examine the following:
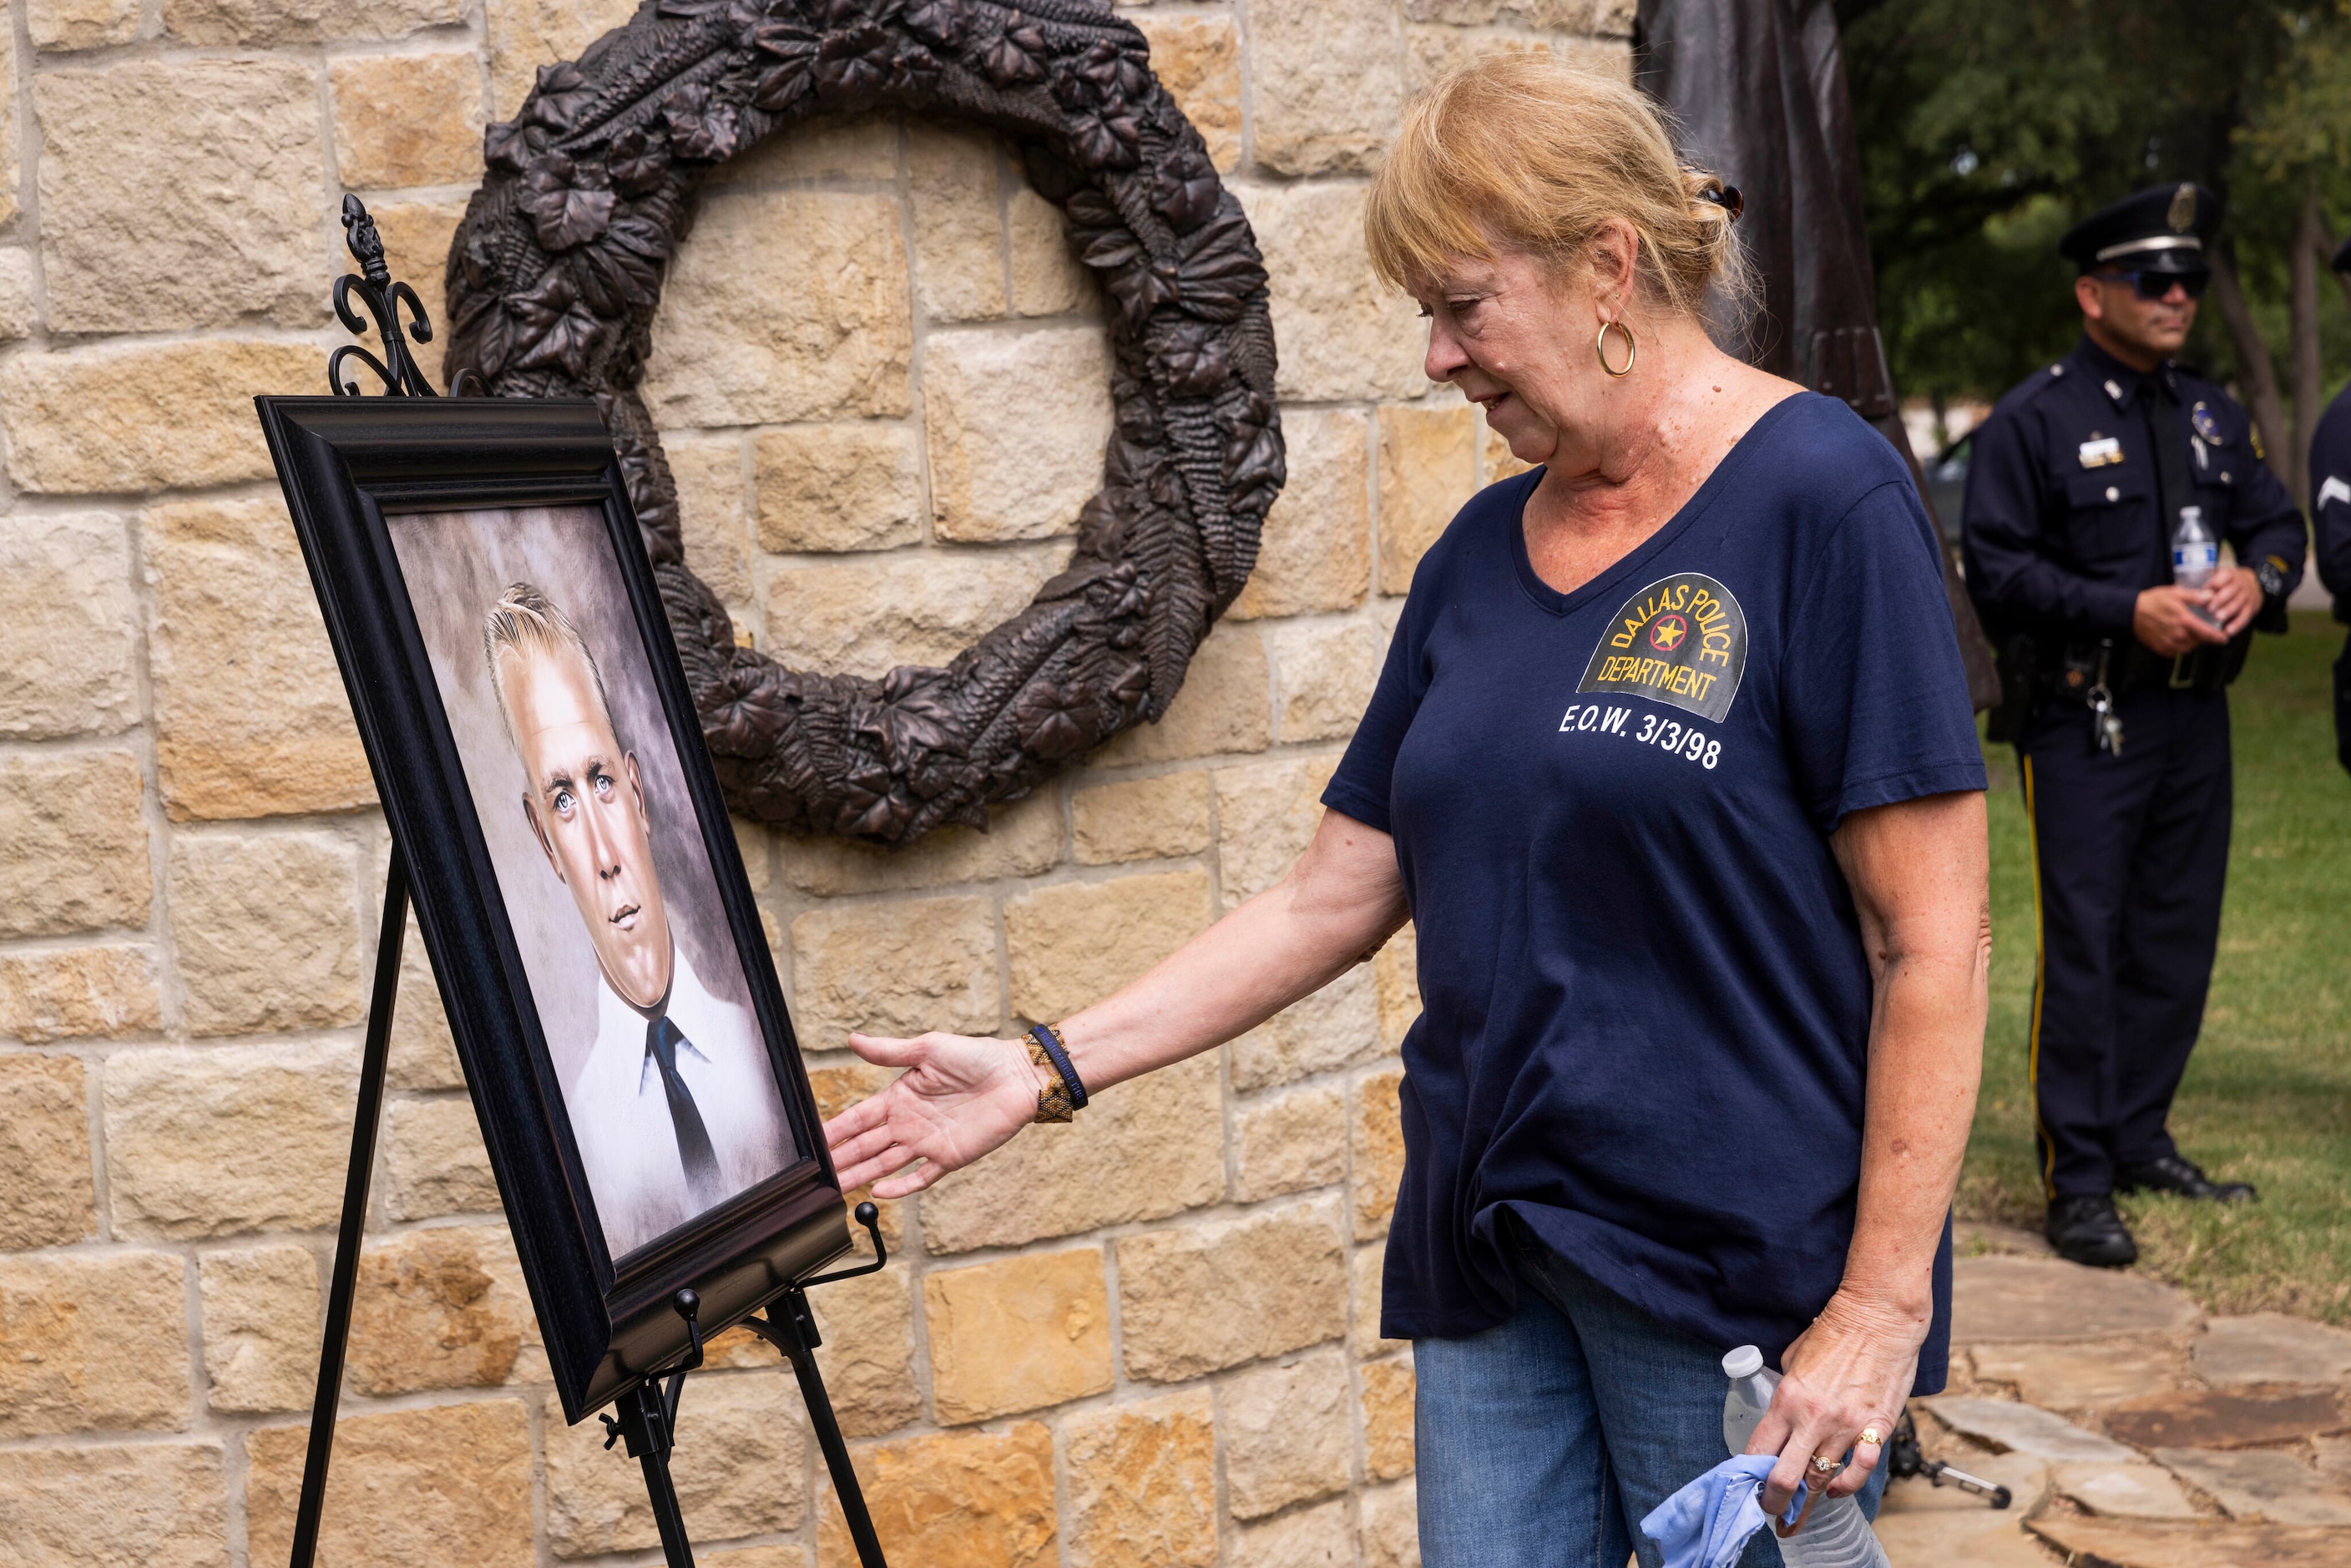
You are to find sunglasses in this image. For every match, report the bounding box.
[2098,268,2210,301]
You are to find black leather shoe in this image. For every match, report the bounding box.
[2046,1194,2138,1268]
[2116,1153,2257,1203]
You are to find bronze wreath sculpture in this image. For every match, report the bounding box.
[442,0,1284,842]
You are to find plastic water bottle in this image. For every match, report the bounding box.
[1722,1346,1891,1568]
[2173,507,2223,626]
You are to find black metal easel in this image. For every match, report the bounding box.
[286,198,892,1568]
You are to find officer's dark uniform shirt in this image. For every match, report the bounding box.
[2310,385,2351,609]
[1963,335,2303,646]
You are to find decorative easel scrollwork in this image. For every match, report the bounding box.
[441,0,1285,843]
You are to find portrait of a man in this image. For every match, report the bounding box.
[480,580,792,1255]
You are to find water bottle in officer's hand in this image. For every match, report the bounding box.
[1722,1347,1892,1568]
[2172,507,2223,627]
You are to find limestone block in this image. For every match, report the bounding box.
[660,433,754,608]
[919,1051,1222,1252]
[331,53,484,190]
[2050,1462,2201,1520]
[366,198,468,387]
[809,1261,920,1437]
[382,1097,499,1220]
[1362,1479,1421,1568]
[0,1053,95,1247]
[198,1243,320,1414]
[1005,867,1214,1022]
[791,894,999,1052]
[755,422,924,554]
[0,513,141,738]
[911,124,1008,322]
[0,1251,190,1436]
[345,1224,544,1394]
[644,190,913,428]
[1073,771,1213,865]
[165,0,458,46]
[0,944,163,1043]
[764,543,1063,680]
[1374,923,1419,1050]
[775,787,1062,896]
[168,831,363,1035]
[1094,622,1272,766]
[1116,1196,1348,1381]
[705,113,899,186]
[1231,1497,1353,1568]
[1251,0,1404,176]
[1919,1396,2136,1463]
[28,0,140,48]
[0,247,34,339]
[389,913,464,1090]
[1378,405,1479,594]
[1215,754,1342,908]
[1230,407,1371,620]
[1351,1068,1406,1240]
[1236,181,1428,404]
[1064,1389,1218,1568]
[1222,1348,1352,1517]
[2154,1447,2351,1525]
[1234,1080,1347,1202]
[1362,1354,1417,1479]
[1969,1338,2182,1411]
[924,326,1115,542]
[1402,24,1631,97]
[0,29,15,230]
[147,497,373,820]
[2,339,318,494]
[1269,619,1386,743]
[104,1041,358,1238]
[1353,1239,1406,1356]
[1484,412,1536,483]
[0,748,149,938]
[1009,189,1094,317]
[2193,1313,2351,1384]
[546,1373,808,1554]
[1403,0,1590,22]
[35,61,326,333]
[0,1442,229,1568]
[816,1423,1056,1568]
[246,1401,534,1568]
[925,1247,1114,1424]
[1134,12,1241,170]
[1230,962,1380,1091]
[1949,1254,2200,1343]
[484,0,639,117]
[2108,1383,2350,1451]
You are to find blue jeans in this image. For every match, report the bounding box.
[1415,1225,1887,1568]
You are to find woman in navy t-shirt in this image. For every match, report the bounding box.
[823,56,1990,1567]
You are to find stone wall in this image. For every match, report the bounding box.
[0,2,1629,1564]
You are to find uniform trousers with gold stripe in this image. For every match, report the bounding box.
[2017,685,2232,1199]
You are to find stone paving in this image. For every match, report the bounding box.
[1876,1225,2351,1566]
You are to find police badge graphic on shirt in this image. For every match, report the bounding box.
[1576,572,1748,723]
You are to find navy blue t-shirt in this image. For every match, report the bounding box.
[1324,394,1985,1389]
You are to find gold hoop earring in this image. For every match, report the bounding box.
[1596,320,1636,377]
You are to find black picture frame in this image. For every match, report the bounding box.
[255,393,850,1423]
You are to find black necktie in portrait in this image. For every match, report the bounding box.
[645,1015,721,1198]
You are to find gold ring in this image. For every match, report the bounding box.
[1810,1454,1843,1475]
[1858,1427,1884,1448]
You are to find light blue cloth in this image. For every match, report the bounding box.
[1638,1455,1809,1568]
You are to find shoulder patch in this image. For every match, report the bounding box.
[1578,573,1747,723]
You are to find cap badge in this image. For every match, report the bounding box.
[2169,184,2197,233]
[2191,401,2222,443]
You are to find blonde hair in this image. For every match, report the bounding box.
[483,581,620,750]
[1364,55,1748,318]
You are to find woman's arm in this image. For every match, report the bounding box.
[825,807,1409,1199]
[1750,788,1990,1514]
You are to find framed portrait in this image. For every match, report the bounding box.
[255,395,849,1422]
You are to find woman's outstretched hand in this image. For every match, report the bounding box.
[822,1031,1047,1199]
[1745,1287,1929,1522]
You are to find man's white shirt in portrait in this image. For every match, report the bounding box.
[564,943,791,1259]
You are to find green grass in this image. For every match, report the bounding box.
[1958,611,2351,1324]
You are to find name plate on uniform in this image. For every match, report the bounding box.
[1577,571,1749,724]
[2078,437,2124,468]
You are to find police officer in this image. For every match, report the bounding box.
[1963,182,2303,1269]
[2308,235,2351,775]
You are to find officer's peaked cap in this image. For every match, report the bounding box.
[2058,182,2219,275]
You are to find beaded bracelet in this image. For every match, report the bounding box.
[1025,1023,1088,1123]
